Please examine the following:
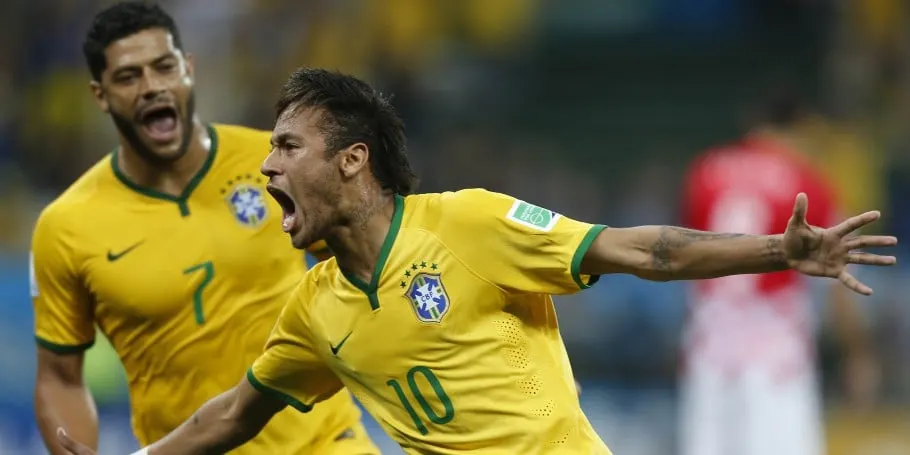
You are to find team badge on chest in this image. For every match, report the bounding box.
[401,261,450,323]
[221,175,268,227]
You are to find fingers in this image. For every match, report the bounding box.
[790,192,808,225]
[844,235,898,250]
[57,428,92,455]
[839,271,873,296]
[848,252,897,266]
[833,211,882,237]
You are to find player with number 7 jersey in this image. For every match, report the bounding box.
[31,125,375,454]
[31,4,377,454]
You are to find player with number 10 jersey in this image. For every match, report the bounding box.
[249,189,612,454]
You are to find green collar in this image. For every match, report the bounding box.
[111,124,218,217]
[340,194,405,310]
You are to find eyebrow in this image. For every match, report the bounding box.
[111,52,177,74]
[270,132,302,147]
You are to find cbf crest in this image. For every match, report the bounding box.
[220,175,267,227]
[400,261,450,323]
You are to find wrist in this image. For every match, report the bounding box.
[765,234,789,270]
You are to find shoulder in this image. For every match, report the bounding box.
[35,157,114,237]
[307,258,335,283]
[398,189,515,233]
[32,195,82,267]
[404,188,569,244]
[281,258,343,326]
[410,188,513,217]
[293,259,335,304]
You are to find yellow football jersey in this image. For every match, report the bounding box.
[31,124,376,454]
[249,189,612,454]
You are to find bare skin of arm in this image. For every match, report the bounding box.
[580,194,897,295]
[581,227,788,281]
[35,347,98,455]
[58,377,285,455]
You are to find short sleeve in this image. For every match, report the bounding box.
[31,207,95,353]
[247,281,343,413]
[439,189,606,295]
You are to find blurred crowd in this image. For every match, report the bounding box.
[2,0,910,453]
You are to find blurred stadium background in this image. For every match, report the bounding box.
[2,0,910,454]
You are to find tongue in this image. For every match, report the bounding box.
[147,115,176,133]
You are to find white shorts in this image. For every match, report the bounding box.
[678,366,824,455]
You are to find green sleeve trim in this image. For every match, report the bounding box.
[245,368,313,413]
[570,224,607,289]
[35,336,95,354]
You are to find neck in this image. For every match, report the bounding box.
[326,192,397,285]
[116,118,210,196]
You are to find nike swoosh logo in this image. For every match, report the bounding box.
[329,331,353,356]
[107,241,145,262]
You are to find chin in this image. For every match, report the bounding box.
[290,233,310,251]
[150,143,187,161]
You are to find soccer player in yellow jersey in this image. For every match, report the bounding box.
[32,3,377,455]
[57,69,898,455]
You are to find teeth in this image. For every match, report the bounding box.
[282,213,295,233]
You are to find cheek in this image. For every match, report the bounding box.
[292,167,336,204]
[289,170,319,200]
[107,96,135,118]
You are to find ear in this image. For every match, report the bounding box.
[337,143,370,179]
[89,80,109,113]
[183,52,195,85]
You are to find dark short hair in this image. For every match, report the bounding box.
[276,68,418,195]
[83,1,183,81]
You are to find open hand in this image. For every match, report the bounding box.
[57,428,97,455]
[783,193,897,295]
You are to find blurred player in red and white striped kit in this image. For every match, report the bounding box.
[678,87,880,455]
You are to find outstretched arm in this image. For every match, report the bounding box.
[57,377,285,455]
[580,226,787,282]
[580,193,897,294]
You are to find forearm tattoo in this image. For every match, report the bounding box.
[650,227,786,276]
[763,235,787,268]
[651,227,745,273]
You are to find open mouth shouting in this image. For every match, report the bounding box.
[267,184,299,234]
[139,104,180,144]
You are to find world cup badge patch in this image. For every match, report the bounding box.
[401,262,450,323]
[225,183,267,227]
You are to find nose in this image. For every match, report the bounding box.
[260,150,281,178]
[140,72,167,100]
